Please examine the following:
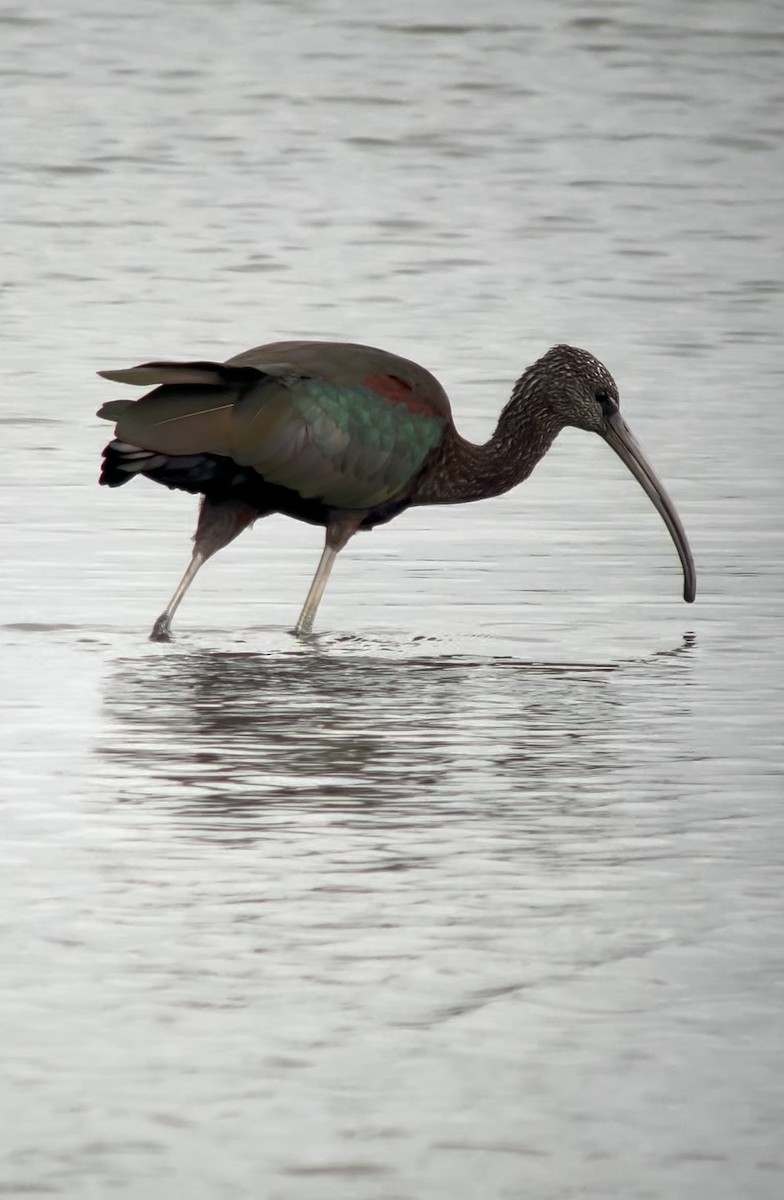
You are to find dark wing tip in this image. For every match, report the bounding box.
[96,399,133,421]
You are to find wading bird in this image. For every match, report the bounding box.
[97,340,696,639]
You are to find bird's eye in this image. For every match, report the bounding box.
[596,391,618,416]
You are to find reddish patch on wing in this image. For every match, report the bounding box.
[365,374,436,416]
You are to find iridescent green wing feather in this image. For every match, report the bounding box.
[232,377,445,508]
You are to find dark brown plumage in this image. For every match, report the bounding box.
[97,340,696,638]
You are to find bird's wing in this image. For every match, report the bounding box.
[97,355,447,509]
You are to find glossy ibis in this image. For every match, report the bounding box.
[97,340,696,638]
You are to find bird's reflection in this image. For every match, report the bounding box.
[97,637,695,827]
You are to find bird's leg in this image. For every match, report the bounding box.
[294,514,363,637]
[150,496,260,641]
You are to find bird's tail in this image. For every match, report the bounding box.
[99,439,219,492]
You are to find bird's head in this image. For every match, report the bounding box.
[520,344,696,603]
[522,344,620,432]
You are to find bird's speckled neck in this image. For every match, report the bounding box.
[411,368,564,506]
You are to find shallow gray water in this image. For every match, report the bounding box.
[2,1,783,1197]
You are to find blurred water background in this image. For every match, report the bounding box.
[1,1,783,1197]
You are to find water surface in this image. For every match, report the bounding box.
[1,1,783,1197]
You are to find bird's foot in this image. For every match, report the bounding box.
[150,615,173,642]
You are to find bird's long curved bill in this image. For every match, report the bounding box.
[602,412,696,602]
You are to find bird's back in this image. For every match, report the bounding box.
[228,340,451,414]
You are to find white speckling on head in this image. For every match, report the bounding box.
[509,345,619,432]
